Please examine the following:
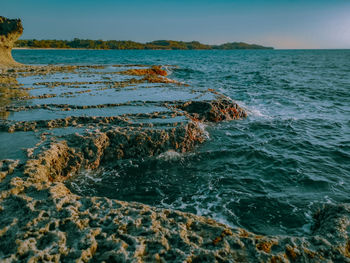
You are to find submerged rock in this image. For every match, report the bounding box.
[0,76,28,119]
[0,16,23,67]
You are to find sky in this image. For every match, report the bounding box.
[2,0,350,49]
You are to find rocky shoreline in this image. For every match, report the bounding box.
[1,17,350,263]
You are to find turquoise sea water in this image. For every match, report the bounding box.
[13,50,350,236]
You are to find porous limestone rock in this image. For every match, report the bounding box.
[1,160,350,262]
[0,16,23,67]
[2,64,349,262]
[178,97,247,122]
[119,66,168,77]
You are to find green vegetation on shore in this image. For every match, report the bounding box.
[15,39,273,50]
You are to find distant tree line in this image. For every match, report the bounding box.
[15,38,273,50]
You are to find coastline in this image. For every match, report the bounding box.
[13,47,271,50]
[13,47,350,51]
[13,39,274,50]
[1,63,350,262]
[14,47,91,50]
[2,16,350,263]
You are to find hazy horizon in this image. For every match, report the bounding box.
[2,0,350,49]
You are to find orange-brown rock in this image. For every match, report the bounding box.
[119,65,168,76]
[179,97,247,122]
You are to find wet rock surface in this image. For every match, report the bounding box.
[178,98,247,122]
[1,63,349,262]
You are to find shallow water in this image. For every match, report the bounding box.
[11,49,350,236]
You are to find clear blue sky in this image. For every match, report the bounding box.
[2,0,350,49]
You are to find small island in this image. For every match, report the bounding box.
[15,38,273,50]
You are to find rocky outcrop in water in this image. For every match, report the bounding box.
[1,64,349,262]
[0,16,23,67]
[119,66,168,77]
[178,98,247,122]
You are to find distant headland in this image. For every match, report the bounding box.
[15,39,273,50]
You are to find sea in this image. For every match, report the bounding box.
[13,49,350,236]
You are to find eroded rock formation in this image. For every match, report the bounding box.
[2,64,349,262]
[178,98,247,122]
[0,16,23,67]
[1,147,350,262]
[119,66,168,77]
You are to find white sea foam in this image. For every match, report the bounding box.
[163,65,175,76]
[237,100,271,119]
[68,169,104,195]
[196,121,210,139]
[249,107,267,117]
[157,150,182,161]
